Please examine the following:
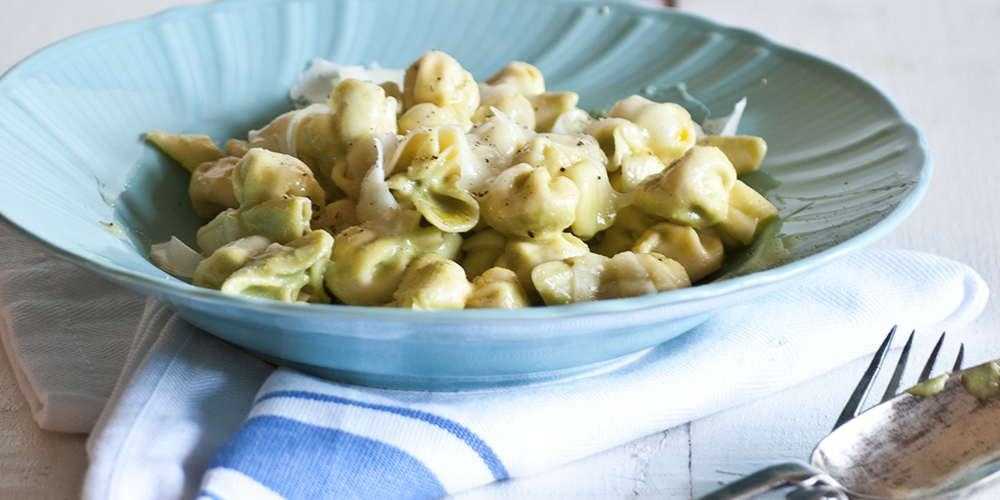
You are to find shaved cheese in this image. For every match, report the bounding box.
[150,236,204,278]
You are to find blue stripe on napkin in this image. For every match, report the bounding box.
[207,415,446,500]
[257,390,509,481]
[200,387,511,499]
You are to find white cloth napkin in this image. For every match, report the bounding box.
[59,247,984,499]
[0,224,147,433]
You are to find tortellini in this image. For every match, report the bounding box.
[466,267,531,309]
[188,156,240,219]
[147,50,778,309]
[696,135,768,175]
[195,148,324,254]
[209,230,333,303]
[633,145,737,228]
[485,61,545,96]
[632,223,724,282]
[232,148,325,209]
[146,130,225,173]
[606,95,696,165]
[530,91,582,133]
[586,118,667,193]
[191,235,273,289]
[479,163,580,241]
[532,251,690,305]
[473,83,536,131]
[390,253,474,310]
[711,180,780,248]
[512,135,615,240]
[384,126,481,233]
[403,51,479,130]
[324,210,462,306]
[250,78,397,195]
[494,232,590,299]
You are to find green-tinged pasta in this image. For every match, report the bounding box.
[459,229,507,280]
[586,117,667,193]
[147,130,225,173]
[532,251,690,305]
[466,267,531,309]
[192,235,273,289]
[386,125,467,178]
[597,252,690,300]
[387,164,480,233]
[197,196,312,255]
[532,253,608,305]
[325,226,408,306]
[606,95,696,165]
[239,196,313,244]
[530,92,580,133]
[590,205,662,258]
[634,145,737,228]
[494,232,589,301]
[479,163,580,241]
[219,230,334,303]
[710,179,779,248]
[632,222,724,282]
[403,51,479,129]
[696,135,768,175]
[249,79,396,194]
[389,254,473,309]
[325,211,462,306]
[385,126,480,233]
[232,148,325,210]
[485,61,545,97]
[189,156,240,219]
[196,209,245,256]
[192,149,323,254]
[151,50,780,310]
[473,83,536,130]
[285,79,397,169]
[514,135,615,240]
[398,103,463,135]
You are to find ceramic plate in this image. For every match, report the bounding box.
[0,0,930,389]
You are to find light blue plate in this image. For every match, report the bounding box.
[0,0,930,390]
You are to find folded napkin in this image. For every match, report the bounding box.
[64,247,987,500]
[0,224,147,433]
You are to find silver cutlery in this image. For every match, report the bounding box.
[700,326,1000,499]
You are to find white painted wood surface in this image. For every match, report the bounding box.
[2,0,999,498]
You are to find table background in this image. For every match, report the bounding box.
[2,0,999,498]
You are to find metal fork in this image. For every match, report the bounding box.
[832,325,964,431]
[699,326,966,500]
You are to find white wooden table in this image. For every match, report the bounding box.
[3,0,999,498]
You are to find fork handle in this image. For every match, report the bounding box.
[697,462,846,500]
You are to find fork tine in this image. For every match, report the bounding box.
[953,344,964,372]
[833,326,897,430]
[918,332,946,383]
[880,331,914,402]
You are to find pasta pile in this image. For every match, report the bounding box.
[147,50,777,309]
